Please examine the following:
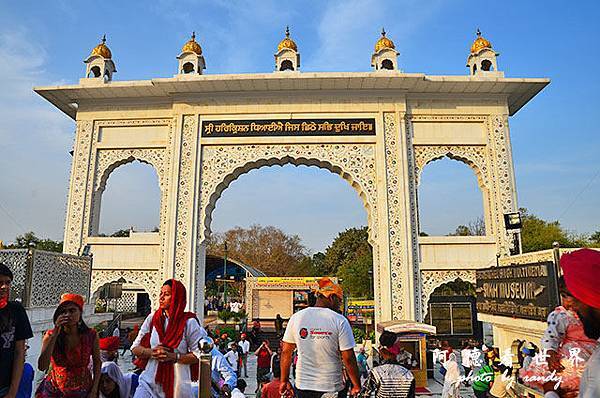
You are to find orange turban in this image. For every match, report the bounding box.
[60,293,84,310]
[315,277,343,300]
[561,248,600,309]
[99,336,120,351]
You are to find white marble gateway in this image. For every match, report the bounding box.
[34,29,549,326]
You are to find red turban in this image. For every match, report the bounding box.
[561,248,600,309]
[99,336,120,351]
[60,293,84,310]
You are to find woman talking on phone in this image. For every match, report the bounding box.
[36,293,101,398]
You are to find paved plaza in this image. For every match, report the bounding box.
[117,349,479,397]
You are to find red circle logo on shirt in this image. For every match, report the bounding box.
[299,328,308,339]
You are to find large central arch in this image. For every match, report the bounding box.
[193,143,386,319]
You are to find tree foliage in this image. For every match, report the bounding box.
[206,224,310,276]
[448,216,485,236]
[321,227,373,299]
[321,227,371,275]
[7,231,63,252]
[520,208,597,252]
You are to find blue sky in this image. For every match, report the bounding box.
[0,1,598,252]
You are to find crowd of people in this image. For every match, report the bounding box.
[1,247,599,398]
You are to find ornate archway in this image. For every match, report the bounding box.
[420,270,476,318]
[91,270,160,309]
[194,143,383,317]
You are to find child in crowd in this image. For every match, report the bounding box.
[521,277,599,396]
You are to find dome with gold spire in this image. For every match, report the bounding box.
[91,35,112,59]
[277,27,298,52]
[181,32,202,55]
[470,29,492,54]
[374,28,395,52]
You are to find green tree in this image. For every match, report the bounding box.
[590,230,600,244]
[206,224,309,276]
[337,249,373,299]
[449,216,485,236]
[111,229,131,237]
[520,208,589,252]
[320,227,373,299]
[450,225,471,236]
[322,227,370,275]
[9,231,63,253]
[297,252,325,276]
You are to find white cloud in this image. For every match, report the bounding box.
[0,27,74,242]
[305,0,444,71]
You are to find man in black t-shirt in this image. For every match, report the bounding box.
[0,263,34,398]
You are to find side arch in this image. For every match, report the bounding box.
[413,146,490,189]
[91,270,161,309]
[94,148,167,193]
[88,149,166,236]
[420,270,476,319]
[414,146,493,235]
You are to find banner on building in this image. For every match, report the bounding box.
[346,299,375,323]
[476,261,560,321]
[253,277,332,289]
[201,118,376,137]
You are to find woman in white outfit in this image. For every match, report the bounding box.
[131,279,206,398]
[441,352,461,398]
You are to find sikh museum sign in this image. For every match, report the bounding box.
[476,262,559,321]
[34,28,549,327]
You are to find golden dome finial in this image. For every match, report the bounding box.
[374,28,395,52]
[277,26,298,52]
[182,31,202,55]
[91,34,112,59]
[470,28,492,54]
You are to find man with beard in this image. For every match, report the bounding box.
[560,248,600,398]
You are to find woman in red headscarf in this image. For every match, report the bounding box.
[131,279,207,398]
[36,293,101,398]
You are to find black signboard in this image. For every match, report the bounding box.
[476,261,560,322]
[201,118,376,137]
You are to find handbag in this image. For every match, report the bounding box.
[439,364,447,377]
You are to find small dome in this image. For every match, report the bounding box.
[470,29,492,54]
[91,35,112,59]
[182,32,202,55]
[277,27,298,52]
[374,28,395,52]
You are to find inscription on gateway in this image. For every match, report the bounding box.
[476,262,559,321]
[201,118,376,137]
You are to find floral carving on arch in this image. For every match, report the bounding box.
[420,270,476,318]
[197,144,379,245]
[413,145,490,189]
[94,148,167,193]
[91,270,160,307]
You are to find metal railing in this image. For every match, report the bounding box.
[0,249,92,308]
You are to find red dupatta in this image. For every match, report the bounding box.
[152,279,196,398]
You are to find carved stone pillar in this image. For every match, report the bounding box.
[487,115,518,254]
[63,120,94,255]
[171,115,200,309]
[379,112,420,321]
